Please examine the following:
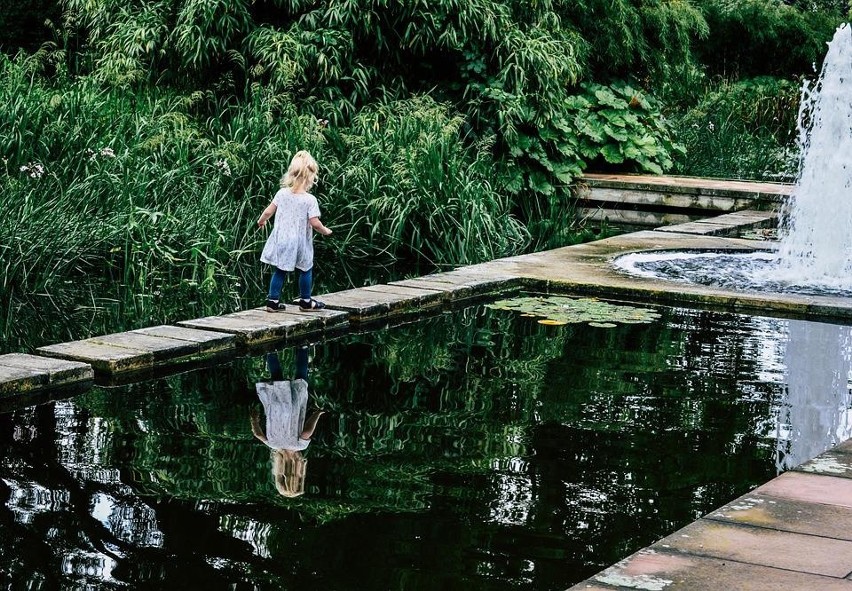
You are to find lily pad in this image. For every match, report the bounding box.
[486,295,661,327]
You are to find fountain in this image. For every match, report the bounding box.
[615,23,852,297]
[776,22,852,286]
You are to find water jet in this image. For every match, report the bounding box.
[615,23,852,297]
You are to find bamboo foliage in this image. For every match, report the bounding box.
[56,0,703,206]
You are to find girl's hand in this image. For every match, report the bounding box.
[258,218,267,228]
[323,228,333,236]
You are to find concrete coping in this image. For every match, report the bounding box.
[579,172,793,198]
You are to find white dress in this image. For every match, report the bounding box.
[260,188,321,272]
[255,379,310,451]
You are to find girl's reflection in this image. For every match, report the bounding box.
[251,346,324,497]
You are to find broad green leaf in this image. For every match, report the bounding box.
[600,143,625,164]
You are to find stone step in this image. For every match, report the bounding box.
[177,306,348,347]
[580,172,792,198]
[0,353,93,395]
[36,325,236,374]
[656,209,777,236]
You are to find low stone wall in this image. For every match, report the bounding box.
[574,172,792,230]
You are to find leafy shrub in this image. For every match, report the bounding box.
[671,76,801,180]
[565,81,686,175]
[694,0,844,78]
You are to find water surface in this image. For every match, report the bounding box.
[2,302,849,590]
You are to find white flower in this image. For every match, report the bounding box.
[100,147,115,158]
[20,162,45,178]
[215,159,232,176]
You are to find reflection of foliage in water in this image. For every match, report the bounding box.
[70,308,575,522]
[488,295,661,328]
[1,302,790,589]
[69,302,778,532]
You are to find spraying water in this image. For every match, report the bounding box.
[776,23,852,288]
[615,24,852,297]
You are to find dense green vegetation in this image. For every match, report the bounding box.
[0,0,848,350]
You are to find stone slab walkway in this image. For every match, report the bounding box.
[178,306,348,347]
[36,324,236,374]
[568,440,852,590]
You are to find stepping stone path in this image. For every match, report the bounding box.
[178,307,348,346]
[36,325,235,374]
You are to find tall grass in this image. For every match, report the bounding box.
[0,54,531,351]
[670,77,801,181]
[322,97,529,268]
[0,52,319,347]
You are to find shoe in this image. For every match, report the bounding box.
[265,299,286,312]
[299,298,326,311]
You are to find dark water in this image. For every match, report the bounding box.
[2,302,849,590]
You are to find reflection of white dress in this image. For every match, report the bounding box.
[255,379,310,451]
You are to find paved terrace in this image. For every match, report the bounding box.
[2,174,850,589]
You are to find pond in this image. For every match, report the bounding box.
[1,298,850,590]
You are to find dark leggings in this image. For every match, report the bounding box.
[267,267,312,301]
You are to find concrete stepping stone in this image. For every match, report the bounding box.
[321,283,454,321]
[0,353,93,395]
[177,307,347,347]
[36,325,235,374]
[389,268,522,301]
[657,209,777,236]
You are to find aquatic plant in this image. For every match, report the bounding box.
[487,295,662,328]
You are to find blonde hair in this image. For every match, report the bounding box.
[271,449,307,498]
[280,150,318,193]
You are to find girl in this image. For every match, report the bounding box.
[257,150,332,312]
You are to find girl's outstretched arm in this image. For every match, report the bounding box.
[257,202,277,228]
[309,216,332,236]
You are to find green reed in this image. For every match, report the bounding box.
[0,54,532,350]
[670,76,801,181]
